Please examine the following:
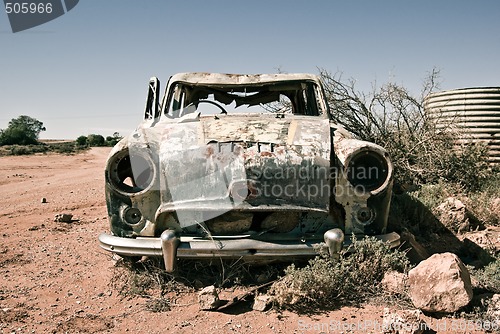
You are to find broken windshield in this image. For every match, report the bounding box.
[164,81,324,118]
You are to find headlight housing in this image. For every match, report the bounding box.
[107,149,156,195]
[346,149,389,193]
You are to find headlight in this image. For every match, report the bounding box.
[107,149,156,195]
[346,149,389,192]
[121,207,143,225]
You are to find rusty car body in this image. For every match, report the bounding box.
[98,72,399,271]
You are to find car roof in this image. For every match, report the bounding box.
[169,72,322,86]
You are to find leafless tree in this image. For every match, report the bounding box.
[320,68,489,191]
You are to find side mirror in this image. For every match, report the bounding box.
[144,77,160,120]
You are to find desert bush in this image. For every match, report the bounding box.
[76,135,87,146]
[9,145,31,155]
[466,172,500,226]
[269,236,410,310]
[105,132,122,146]
[9,144,49,155]
[145,297,171,312]
[320,68,492,192]
[471,259,500,294]
[87,134,105,147]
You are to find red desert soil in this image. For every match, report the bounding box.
[0,148,486,333]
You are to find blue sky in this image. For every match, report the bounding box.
[1,0,500,139]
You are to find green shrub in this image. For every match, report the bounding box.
[0,115,45,146]
[9,144,49,155]
[87,134,105,147]
[76,135,88,146]
[9,145,31,155]
[269,236,410,310]
[471,259,500,293]
[466,172,500,226]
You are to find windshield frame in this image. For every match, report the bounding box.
[161,79,330,120]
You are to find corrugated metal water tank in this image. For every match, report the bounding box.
[425,87,500,164]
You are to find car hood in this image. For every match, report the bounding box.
[143,114,332,226]
[157,113,330,151]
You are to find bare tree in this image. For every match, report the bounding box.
[320,68,489,191]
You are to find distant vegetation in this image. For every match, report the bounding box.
[0,115,122,156]
[76,132,122,147]
[0,115,45,146]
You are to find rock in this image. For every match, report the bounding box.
[41,197,47,203]
[54,213,73,223]
[408,252,473,313]
[435,197,469,233]
[193,279,204,289]
[198,285,220,310]
[381,271,407,294]
[487,294,500,318]
[472,293,500,319]
[382,308,427,334]
[462,226,500,256]
[252,294,273,312]
[460,237,496,267]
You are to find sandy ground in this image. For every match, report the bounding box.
[0,148,488,333]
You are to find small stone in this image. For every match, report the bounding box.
[54,213,73,223]
[435,197,470,233]
[252,294,273,312]
[382,308,427,334]
[193,280,204,289]
[487,294,500,318]
[41,198,47,204]
[198,285,220,310]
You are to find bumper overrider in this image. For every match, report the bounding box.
[98,229,400,272]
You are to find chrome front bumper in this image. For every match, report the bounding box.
[98,230,400,272]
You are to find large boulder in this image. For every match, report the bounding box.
[408,253,473,313]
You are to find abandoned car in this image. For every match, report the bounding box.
[98,72,399,271]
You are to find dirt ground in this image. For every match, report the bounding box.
[0,148,489,333]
